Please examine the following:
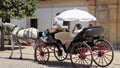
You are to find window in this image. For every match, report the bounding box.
[2,16,10,23]
[30,19,38,28]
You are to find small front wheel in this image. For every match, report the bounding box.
[34,44,50,64]
[54,46,68,61]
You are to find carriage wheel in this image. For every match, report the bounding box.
[54,46,68,61]
[34,45,50,64]
[70,42,93,68]
[92,40,114,67]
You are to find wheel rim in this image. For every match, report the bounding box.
[35,45,49,64]
[92,40,114,67]
[54,46,68,61]
[70,42,93,68]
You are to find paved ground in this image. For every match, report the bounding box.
[0,45,120,68]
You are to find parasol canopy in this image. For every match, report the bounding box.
[55,8,96,22]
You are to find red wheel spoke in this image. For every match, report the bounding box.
[60,56,63,60]
[104,54,112,57]
[93,53,98,56]
[38,56,41,61]
[93,50,99,53]
[36,54,39,56]
[42,57,45,61]
[104,50,112,53]
[98,57,101,64]
[86,57,92,61]
[72,56,79,59]
[84,59,89,65]
[101,57,104,66]
[104,55,111,61]
[81,60,84,65]
[95,56,99,60]
[75,58,80,63]
[86,54,92,56]
[78,60,82,64]
[82,60,85,65]
[103,56,108,65]
[44,52,49,54]
[45,55,48,59]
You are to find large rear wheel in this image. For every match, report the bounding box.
[92,40,114,67]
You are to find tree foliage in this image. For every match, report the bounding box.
[0,0,37,19]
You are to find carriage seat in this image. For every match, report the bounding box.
[83,26,104,37]
[55,32,72,48]
[74,26,104,41]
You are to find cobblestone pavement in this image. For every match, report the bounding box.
[0,45,120,68]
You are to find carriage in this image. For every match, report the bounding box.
[34,9,114,68]
[34,25,114,68]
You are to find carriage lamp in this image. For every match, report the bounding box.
[42,31,46,38]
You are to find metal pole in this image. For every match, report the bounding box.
[0,22,5,50]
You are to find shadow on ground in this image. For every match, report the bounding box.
[0,57,34,62]
[0,47,25,51]
[45,61,97,68]
[46,61,73,68]
[0,57,99,68]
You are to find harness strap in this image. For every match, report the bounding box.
[13,27,23,44]
[31,28,33,39]
[11,25,17,32]
[23,29,29,39]
[23,28,34,39]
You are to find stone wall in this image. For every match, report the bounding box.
[38,0,120,48]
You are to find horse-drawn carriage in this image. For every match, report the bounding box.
[1,22,114,68]
[0,9,114,68]
[34,25,114,68]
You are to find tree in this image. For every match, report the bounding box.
[0,0,38,50]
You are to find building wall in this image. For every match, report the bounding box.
[0,18,27,28]
[32,7,88,32]
[38,0,88,8]
[88,0,120,47]
[37,0,120,47]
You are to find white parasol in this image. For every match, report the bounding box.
[55,8,96,22]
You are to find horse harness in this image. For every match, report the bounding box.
[11,27,23,44]
[12,27,36,39]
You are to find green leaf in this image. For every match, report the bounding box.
[0,0,38,19]
[0,11,2,14]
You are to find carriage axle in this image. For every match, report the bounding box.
[98,51,104,57]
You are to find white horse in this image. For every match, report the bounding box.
[1,23,39,59]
